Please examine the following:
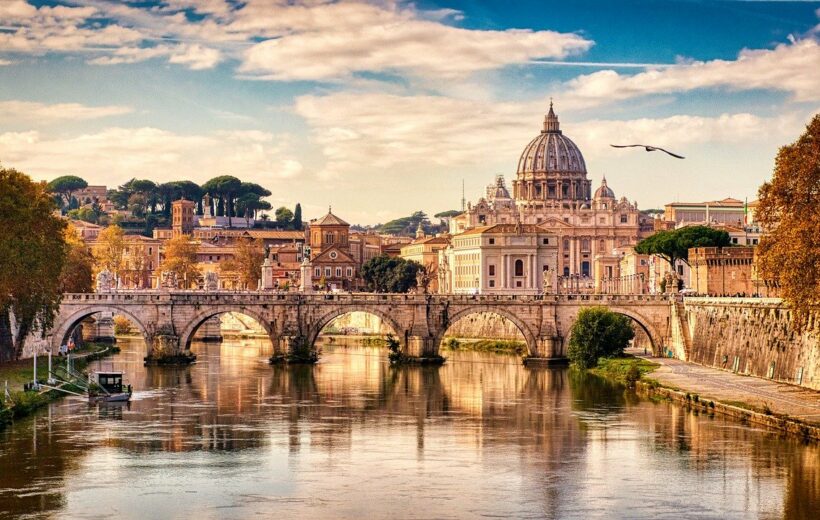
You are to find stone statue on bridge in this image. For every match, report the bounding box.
[205,271,219,291]
[160,271,179,290]
[542,267,552,294]
[95,269,114,293]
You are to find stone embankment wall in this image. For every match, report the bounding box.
[678,298,819,391]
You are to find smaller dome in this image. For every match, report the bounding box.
[594,176,615,200]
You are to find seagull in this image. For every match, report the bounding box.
[610,144,685,159]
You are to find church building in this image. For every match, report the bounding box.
[447,103,644,290]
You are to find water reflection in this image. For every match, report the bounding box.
[0,337,817,519]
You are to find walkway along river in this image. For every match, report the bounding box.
[0,337,818,519]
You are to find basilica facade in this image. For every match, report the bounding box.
[445,103,645,292]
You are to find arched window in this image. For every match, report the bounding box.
[514,259,524,277]
[581,239,590,251]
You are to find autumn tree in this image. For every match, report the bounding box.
[220,238,265,289]
[0,167,68,361]
[756,114,820,329]
[93,224,125,280]
[162,235,201,288]
[60,223,94,293]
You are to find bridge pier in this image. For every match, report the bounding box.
[269,335,319,364]
[144,332,196,366]
[523,335,568,367]
[404,335,445,365]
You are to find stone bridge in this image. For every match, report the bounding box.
[51,292,674,364]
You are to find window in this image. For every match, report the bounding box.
[325,267,331,277]
[563,239,570,250]
[148,247,152,255]
[489,265,495,276]
[542,238,549,245]
[314,267,321,277]
[563,266,570,276]
[599,240,605,251]
[489,280,495,288]
[325,233,335,244]
[516,281,522,287]
[581,261,590,277]
[346,267,353,277]
[489,238,495,245]
[581,239,590,251]
[514,259,524,277]
[335,267,342,277]
[543,265,549,272]
[620,214,628,223]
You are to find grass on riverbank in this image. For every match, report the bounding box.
[0,343,117,427]
[588,356,660,386]
[442,338,527,355]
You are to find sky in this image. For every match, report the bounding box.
[0,0,819,225]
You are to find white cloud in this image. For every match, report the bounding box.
[0,127,303,187]
[564,39,820,106]
[294,92,812,180]
[168,44,222,70]
[238,2,592,80]
[0,100,132,123]
[1,0,591,79]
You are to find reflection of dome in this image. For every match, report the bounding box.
[516,102,587,176]
[594,176,615,199]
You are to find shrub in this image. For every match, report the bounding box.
[567,307,635,369]
[113,315,133,335]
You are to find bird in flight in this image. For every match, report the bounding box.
[610,144,685,159]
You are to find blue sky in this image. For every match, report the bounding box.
[1,0,818,224]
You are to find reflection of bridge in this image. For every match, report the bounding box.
[52,292,673,363]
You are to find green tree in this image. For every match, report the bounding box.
[380,211,428,236]
[567,307,635,369]
[1,167,68,361]
[434,210,461,219]
[47,175,88,211]
[202,175,241,227]
[361,255,423,292]
[756,114,820,329]
[635,225,730,267]
[275,206,294,228]
[237,193,272,227]
[292,203,303,230]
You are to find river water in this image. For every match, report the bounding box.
[0,337,817,519]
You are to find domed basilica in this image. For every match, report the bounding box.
[450,103,643,282]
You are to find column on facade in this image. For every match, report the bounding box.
[569,238,576,276]
[501,254,507,289]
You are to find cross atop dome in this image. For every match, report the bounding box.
[542,99,561,134]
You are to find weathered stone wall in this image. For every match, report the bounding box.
[442,312,525,340]
[681,298,819,391]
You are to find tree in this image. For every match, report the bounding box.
[201,175,241,227]
[60,223,94,293]
[236,193,271,227]
[434,210,461,219]
[161,235,201,288]
[93,225,125,281]
[47,175,87,211]
[380,211,428,236]
[220,238,265,289]
[293,203,303,230]
[275,206,293,228]
[635,225,730,267]
[1,167,68,361]
[361,255,423,292]
[756,114,820,329]
[567,307,635,369]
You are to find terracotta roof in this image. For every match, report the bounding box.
[312,210,349,226]
[666,198,744,207]
[410,236,449,245]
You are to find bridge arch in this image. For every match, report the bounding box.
[436,306,538,356]
[178,306,275,351]
[51,305,151,352]
[307,306,404,351]
[561,306,663,357]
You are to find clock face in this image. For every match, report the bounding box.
[329,251,338,259]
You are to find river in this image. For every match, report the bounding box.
[0,337,817,519]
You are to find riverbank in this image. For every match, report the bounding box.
[0,343,118,429]
[622,349,820,442]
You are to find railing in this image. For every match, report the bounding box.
[62,291,675,305]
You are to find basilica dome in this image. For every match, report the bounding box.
[594,177,615,200]
[516,103,587,176]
